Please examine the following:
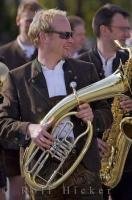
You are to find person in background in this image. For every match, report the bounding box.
[0,0,42,70]
[0,8,113,200]
[79,4,132,200]
[68,15,87,58]
[0,1,42,200]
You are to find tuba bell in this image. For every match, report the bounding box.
[22,41,131,192]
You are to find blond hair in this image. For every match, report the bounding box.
[28,9,67,46]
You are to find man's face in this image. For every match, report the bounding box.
[108,13,131,46]
[17,11,35,42]
[44,15,73,58]
[72,24,86,52]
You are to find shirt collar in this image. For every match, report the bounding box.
[17,36,35,57]
[42,60,65,71]
[97,49,116,64]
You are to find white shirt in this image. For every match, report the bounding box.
[42,60,66,97]
[98,51,116,77]
[42,60,74,140]
[17,36,35,58]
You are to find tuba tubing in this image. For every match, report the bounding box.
[23,113,93,191]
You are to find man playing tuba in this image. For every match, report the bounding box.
[0,9,112,200]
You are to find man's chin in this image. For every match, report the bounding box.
[63,50,71,58]
[119,40,126,47]
[113,40,126,50]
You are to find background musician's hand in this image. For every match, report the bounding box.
[27,123,54,149]
[120,96,132,113]
[75,102,94,123]
[97,138,109,158]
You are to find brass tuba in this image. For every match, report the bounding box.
[100,42,132,188]
[22,41,130,191]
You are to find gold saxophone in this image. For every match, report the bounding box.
[100,42,132,188]
[22,41,131,192]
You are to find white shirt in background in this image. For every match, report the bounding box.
[17,36,35,58]
[98,50,116,77]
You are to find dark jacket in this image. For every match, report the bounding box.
[79,47,129,79]
[79,47,132,172]
[0,39,37,70]
[0,58,112,172]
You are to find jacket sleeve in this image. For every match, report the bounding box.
[0,72,30,146]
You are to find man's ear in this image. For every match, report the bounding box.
[100,24,110,36]
[16,16,20,26]
[39,32,49,42]
[38,32,46,44]
[39,32,44,39]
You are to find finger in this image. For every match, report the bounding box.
[39,135,53,145]
[76,111,89,117]
[76,108,92,117]
[76,112,93,122]
[120,102,132,112]
[76,113,93,121]
[98,147,106,158]
[41,129,54,141]
[100,146,108,154]
[33,137,52,149]
[120,95,129,101]
[120,98,132,106]
[78,103,90,110]
[100,142,108,149]
[82,116,93,122]
[97,139,108,152]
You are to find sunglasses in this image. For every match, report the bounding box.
[46,30,73,39]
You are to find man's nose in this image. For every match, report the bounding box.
[68,36,74,43]
[125,29,131,39]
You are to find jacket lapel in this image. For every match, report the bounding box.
[30,59,49,100]
[91,48,105,79]
[63,59,79,95]
[112,50,129,72]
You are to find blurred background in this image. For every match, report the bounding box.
[0,0,131,45]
